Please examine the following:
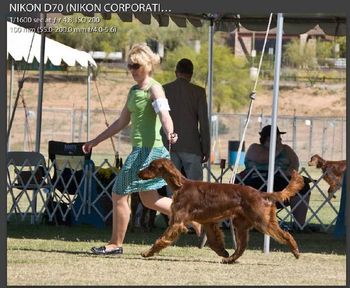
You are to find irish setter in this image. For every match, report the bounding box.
[308,154,346,199]
[138,158,304,263]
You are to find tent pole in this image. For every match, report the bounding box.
[7,59,14,151]
[207,18,214,182]
[35,12,46,152]
[264,13,284,254]
[87,64,92,141]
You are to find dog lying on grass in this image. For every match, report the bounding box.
[138,158,304,263]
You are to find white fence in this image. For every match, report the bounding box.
[8,107,346,166]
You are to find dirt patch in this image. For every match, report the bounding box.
[9,71,345,117]
[237,83,346,117]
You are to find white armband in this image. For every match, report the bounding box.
[152,98,170,114]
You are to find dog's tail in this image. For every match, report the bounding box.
[262,170,304,202]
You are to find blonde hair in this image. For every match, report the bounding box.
[127,43,160,73]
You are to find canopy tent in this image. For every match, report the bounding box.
[6,13,346,254]
[7,20,97,151]
[77,12,346,35]
[7,21,97,67]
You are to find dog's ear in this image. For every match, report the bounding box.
[162,160,183,189]
[315,155,325,168]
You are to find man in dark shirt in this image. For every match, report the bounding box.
[162,58,210,183]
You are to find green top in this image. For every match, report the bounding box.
[127,78,163,148]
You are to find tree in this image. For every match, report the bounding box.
[316,40,333,64]
[283,39,317,69]
[51,14,145,53]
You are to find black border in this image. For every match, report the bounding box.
[0,1,7,287]
[1,0,349,287]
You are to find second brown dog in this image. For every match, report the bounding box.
[308,154,346,199]
[138,158,304,263]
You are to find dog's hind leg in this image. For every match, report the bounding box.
[260,220,300,259]
[141,222,187,258]
[222,224,249,264]
[203,223,229,257]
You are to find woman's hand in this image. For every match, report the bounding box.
[82,139,98,154]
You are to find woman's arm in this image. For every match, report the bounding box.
[82,101,131,153]
[150,84,177,144]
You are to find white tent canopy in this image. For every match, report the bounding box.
[7,21,96,68]
[7,20,96,151]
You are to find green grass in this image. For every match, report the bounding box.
[7,219,346,286]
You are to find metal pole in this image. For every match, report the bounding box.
[207,18,214,182]
[87,64,92,141]
[35,13,46,152]
[7,59,14,151]
[292,109,296,150]
[71,108,75,142]
[309,119,313,159]
[331,122,335,160]
[322,121,327,157]
[264,13,284,254]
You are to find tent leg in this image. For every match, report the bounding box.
[264,13,284,254]
[207,18,214,182]
[35,12,47,152]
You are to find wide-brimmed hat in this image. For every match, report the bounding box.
[259,125,286,138]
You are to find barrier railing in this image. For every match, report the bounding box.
[7,159,342,231]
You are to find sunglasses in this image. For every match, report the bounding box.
[127,63,141,70]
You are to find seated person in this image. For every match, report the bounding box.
[238,125,311,230]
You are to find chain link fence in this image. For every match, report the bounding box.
[8,107,346,166]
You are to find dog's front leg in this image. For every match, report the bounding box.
[141,222,187,258]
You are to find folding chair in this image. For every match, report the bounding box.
[47,141,92,223]
[7,151,52,224]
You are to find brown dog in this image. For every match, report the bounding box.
[138,158,304,263]
[308,154,346,199]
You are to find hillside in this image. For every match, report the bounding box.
[9,70,346,117]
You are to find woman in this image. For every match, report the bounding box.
[83,43,200,255]
[241,125,311,230]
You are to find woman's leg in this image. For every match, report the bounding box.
[107,193,130,248]
[139,190,202,236]
[139,189,172,215]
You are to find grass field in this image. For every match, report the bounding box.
[6,162,346,285]
[7,216,346,286]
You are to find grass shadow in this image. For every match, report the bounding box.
[7,220,346,256]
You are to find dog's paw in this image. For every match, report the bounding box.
[292,249,300,259]
[217,249,229,258]
[141,249,154,258]
[221,257,236,264]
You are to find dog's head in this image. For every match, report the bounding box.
[308,154,324,168]
[138,158,183,189]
